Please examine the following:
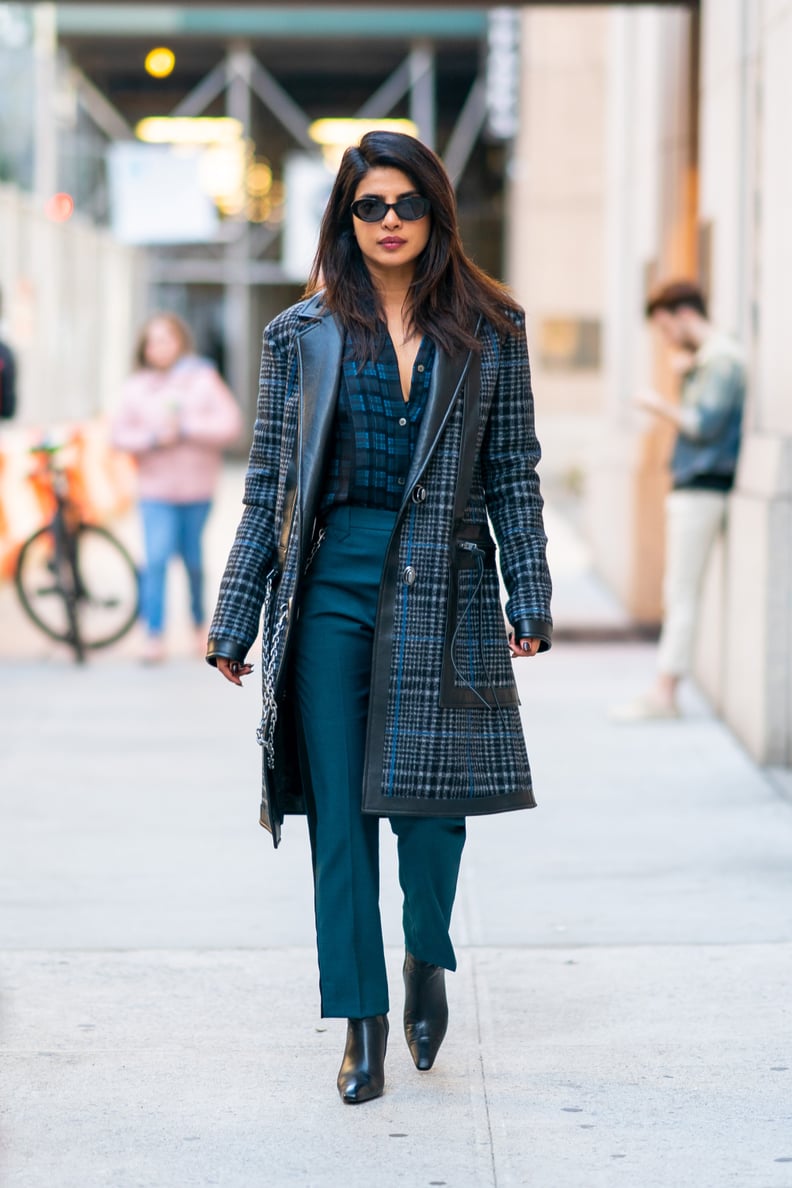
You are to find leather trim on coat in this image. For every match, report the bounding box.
[512,617,553,652]
[256,303,346,844]
[294,307,344,562]
[439,528,521,709]
[205,636,249,666]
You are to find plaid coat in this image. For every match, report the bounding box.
[208,294,552,847]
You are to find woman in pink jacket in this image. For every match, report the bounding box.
[113,313,242,662]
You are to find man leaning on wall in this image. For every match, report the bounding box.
[613,280,746,721]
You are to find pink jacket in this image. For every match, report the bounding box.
[112,357,243,504]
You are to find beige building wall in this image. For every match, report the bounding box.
[694,0,792,764]
[587,5,697,622]
[509,0,791,766]
[506,6,609,481]
[507,5,696,622]
[0,183,146,427]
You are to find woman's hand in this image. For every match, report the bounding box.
[216,657,254,686]
[634,388,670,417]
[508,634,540,658]
[156,414,182,447]
[634,388,687,430]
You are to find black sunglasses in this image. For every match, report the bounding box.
[350,196,431,223]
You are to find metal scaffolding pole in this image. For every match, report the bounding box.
[32,3,58,201]
[443,76,487,185]
[224,43,255,420]
[408,41,436,151]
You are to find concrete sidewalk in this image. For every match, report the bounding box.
[1,473,792,1187]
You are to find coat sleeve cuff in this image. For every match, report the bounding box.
[512,617,552,653]
[205,636,250,667]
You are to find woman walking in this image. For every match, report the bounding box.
[113,313,242,662]
[207,132,552,1103]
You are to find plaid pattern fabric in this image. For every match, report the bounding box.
[209,296,552,818]
[367,316,550,811]
[320,330,434,513]
[208,330,304,654]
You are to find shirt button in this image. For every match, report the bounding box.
[398,417,407,427]
[397,477,405,486]
[416,364,425,372]
[403,566,417,586]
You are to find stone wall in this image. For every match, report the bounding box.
[506,6,609,483]
[508,1,792,765]
[695,0,792,764]
[0,183,146,428]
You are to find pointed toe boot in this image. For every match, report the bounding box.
[336,1014,389,1104]
[403,952,448,1071]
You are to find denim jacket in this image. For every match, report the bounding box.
[671,331,746,488]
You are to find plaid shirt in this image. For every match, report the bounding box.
[320,330,435,514]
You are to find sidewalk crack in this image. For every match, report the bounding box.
[471,952,499,1188]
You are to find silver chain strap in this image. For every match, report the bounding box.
[256,569,289,769]
[302,526,326,574]
[256,524,325,769]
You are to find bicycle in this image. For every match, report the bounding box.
[14,441,140,662]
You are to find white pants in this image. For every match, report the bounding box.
[657,488,728,678]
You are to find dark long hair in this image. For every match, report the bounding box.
[306,131,521,359]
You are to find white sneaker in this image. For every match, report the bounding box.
[141,636,166,665]
[609,695,680,722]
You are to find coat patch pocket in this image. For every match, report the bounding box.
[439,536,520,709]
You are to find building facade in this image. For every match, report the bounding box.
[508,0,791,767]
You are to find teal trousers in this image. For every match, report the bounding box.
[292,505,466,1019]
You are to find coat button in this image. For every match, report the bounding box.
[403,566,417,586]
[411,484,427,504]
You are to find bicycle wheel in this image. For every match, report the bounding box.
[16,523,140,649]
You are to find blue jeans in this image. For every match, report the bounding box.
[139,500,211,635]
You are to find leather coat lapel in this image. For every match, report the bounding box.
[295,308,343,549]
[401,339,475,503]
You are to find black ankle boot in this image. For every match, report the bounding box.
[403,952,448,1071]
[337,1015,388,1104]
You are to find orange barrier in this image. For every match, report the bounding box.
[0,420,137,580]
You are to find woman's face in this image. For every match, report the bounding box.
[143,318,185,371]
[351,166,431,280]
